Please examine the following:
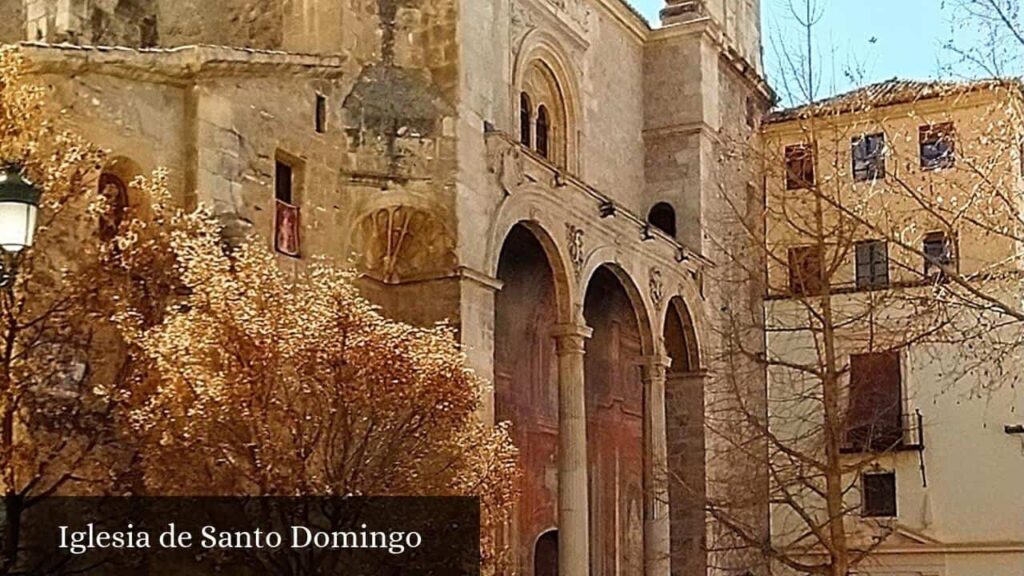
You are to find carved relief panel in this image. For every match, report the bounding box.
[352,205,456,284]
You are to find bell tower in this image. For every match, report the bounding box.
[643,2,771,576]
[661,0,763,74]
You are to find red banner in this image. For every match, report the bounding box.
[275,200,300,257]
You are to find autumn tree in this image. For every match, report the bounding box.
[105,171,518,571]
[0,44,154,574]
[0,46,517,574]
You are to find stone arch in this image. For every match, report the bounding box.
[582,263,652,574]
[662,295,707,576]
[513,31,581,173]
[664,297,701,373]
[349,196,457,285]
[533,529,559,576]
[578,256,655,355]
[97,156,145,238]
[486,193,576,323]
[494,223,567,574]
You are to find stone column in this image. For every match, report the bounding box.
[552,322,593,576]
[667,370,709,576]
[642,355,672,576]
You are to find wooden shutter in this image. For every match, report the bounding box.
[847,352,903,451]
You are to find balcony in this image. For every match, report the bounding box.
[841,410,924,454]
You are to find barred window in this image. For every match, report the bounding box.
[862,472,898,517]
[852,133,885,182]
[855,240,889,289]
[920,122,955,170]
[923,231,955,277]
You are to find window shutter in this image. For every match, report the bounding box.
[847,352,903,451]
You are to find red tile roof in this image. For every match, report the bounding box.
[765,77,1023,124]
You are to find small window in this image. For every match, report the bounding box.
[920,122,955,170]
[923,231,955,278]
[862,472,897,518]
[648,202,677,238]
[275,158,300,257]
[745,97,757,129]
[788,245,822,295]
[98,173,128,241]
[852,133,885,182]
[847,351,903,452]
[519,93,532,147]
[275,160,293,204]
[785,144,815,190]
[315,94,327,134]
[536,105,550,159]
[855,240,889,289]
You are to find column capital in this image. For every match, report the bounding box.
[551,323,593,353]
[641,354,671,384]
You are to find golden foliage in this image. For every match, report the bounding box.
[1,46,518,571]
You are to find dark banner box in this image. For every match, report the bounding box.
[0,496,480,575]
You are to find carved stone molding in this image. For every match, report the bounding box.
[690,268,706,300]
[566,223,585,278]
[354,205,456,284]
[512,0,592,58]
[487,139,526,194]
[649,267,665,310]
[510,0,538,56]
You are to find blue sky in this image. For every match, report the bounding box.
[631,0,984,103]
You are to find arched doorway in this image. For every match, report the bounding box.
[534,530,559,576]
[663,297,706,576]
[495,224,561,574]
[584,266,646,575]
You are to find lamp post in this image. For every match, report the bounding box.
[0,165,41,288]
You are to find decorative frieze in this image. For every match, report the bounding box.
[566,223,585,278]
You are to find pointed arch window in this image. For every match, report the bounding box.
[536,105,550,159]
[520,93,532,147]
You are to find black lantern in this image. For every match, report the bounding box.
[0,165,41,286]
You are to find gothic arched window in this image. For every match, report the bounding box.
[518,56,573,169]
[520,92,532,147]
[648,202,677,239]
[536,105,550,159]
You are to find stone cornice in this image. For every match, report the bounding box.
[17,42,348,84]
[648,17,773,103]
[486,130,714,270]
[592,0,651,42]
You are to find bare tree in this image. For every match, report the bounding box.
[944,0,1024,76]
[692,3,1024,576]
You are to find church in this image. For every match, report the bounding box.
[1,0,771,574]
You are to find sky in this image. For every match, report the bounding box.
[631,0,986,103]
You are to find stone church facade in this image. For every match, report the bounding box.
[1,0,771,574]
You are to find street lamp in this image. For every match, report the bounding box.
[0,165,41,287]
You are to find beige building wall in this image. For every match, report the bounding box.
[763,84,1024,576]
